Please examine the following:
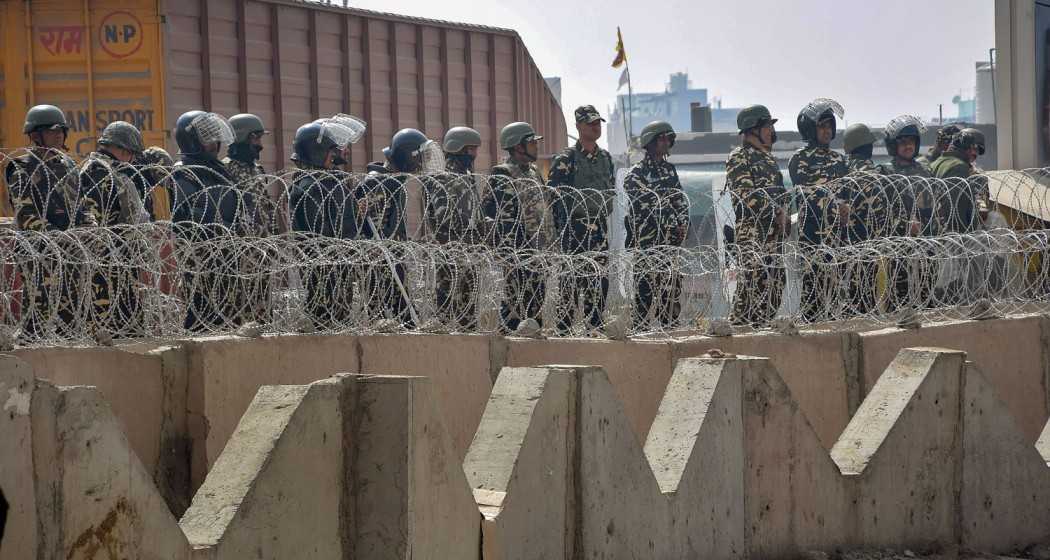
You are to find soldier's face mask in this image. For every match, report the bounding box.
[448,152,476,171]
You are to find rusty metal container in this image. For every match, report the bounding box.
[0,0,567,211]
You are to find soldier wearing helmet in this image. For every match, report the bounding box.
[483,121,552,334]
[623,120,690,329]
[78,121,152,339]
[425,126,483,244]
[841,123,887,315]
[171,110,260,332]
[725,104,788,328]
[80,121,150,226]
[5,104,93,232]
[289,120,362,330]
[789,99,850,323]
[5,104,94,340]
[547,105,615,333]
[414,126,485,330]
[222,113,270,198]
[883,115,932,313]
[930,128,989,234]
[356,128,439,327]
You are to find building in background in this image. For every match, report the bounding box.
[545,77,563,108]
[607,72,742,157]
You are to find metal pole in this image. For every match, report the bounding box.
[989,47,997,124]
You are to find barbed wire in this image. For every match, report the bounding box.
[2,150,1050,345]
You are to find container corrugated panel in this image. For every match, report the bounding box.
[0,0,167,214]
[0,0,566,213]
[161,0,566,172]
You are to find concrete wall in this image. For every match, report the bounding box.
[9,314,1050,519]
[7,344,1050,558]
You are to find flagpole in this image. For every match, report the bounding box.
[620,96,631,163]
[625,62,635,163]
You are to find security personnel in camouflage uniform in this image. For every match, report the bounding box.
[423,126,484,329]
[222,114,272,226]
[360,128,430,326]
[623,120,690,329]
[883,115,931,312]
[222,114,268,186]
[917,124,961,168]
[483,121,553,333]
[725,105,788,327]
[79,121,151,338]
[930,128,989,234]
[5,104,94,339]
[842,123,886,315]
[289,121,359,330]
[788,99,850,322]
[548,105,615,332]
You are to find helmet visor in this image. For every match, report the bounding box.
[801,98,845,123]
[885,115,927,139]
[416,140,446,174]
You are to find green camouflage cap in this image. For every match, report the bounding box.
[737,104,777,133]
[574,105,605,123]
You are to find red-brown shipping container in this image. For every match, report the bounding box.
[0,0,567,181]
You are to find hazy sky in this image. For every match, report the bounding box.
[346,0,994,142]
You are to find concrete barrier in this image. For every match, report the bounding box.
[0,354,189,559]
[0,355,37,560]
[961,362,1050,551]
[859,316,1050,443]
[673,330,859,450]
[182,373,479,559]
[502,338,674,443]
[464,366,577,559]
[831,348,965,550]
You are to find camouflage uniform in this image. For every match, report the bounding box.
[5,148,93,339]
[789,146,849,322]
[548,142,615,332]
[290,163,359,330]
[885,159,932,312]
[357,162,413,326]
[725,144,788,327]
[420,157,483,329]
[623,153,690,328]
[223,157,268,206]
[929,151,988,234]
[483,158,552,332]
[843,155,887,315]
[136,147,174,220]
[930,151,990,303]
[80,150,151,337]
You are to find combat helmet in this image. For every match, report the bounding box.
[638,121,676,149]
[736,105,777,134]
[98,121,145,155]
[499,122,542,150]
